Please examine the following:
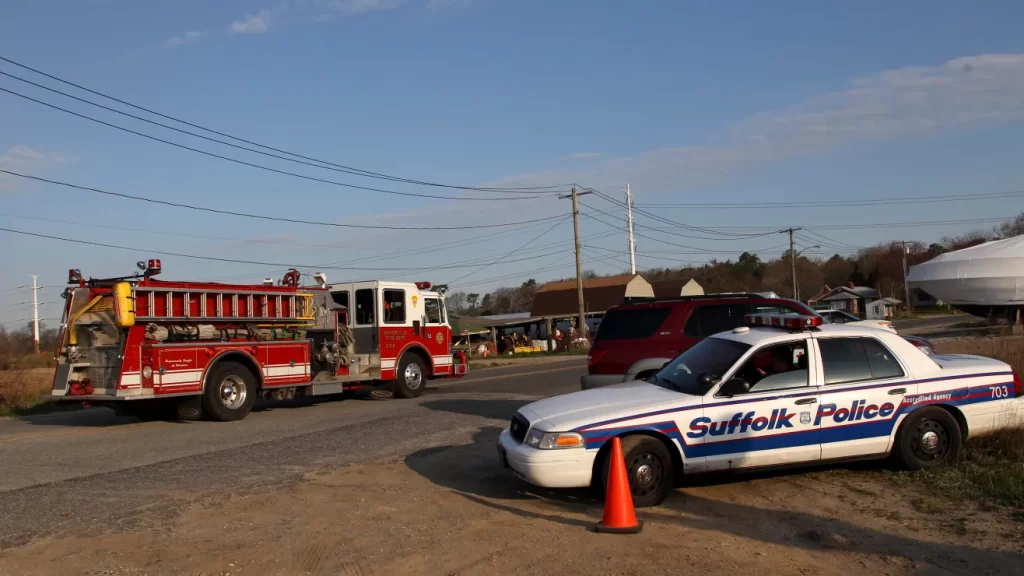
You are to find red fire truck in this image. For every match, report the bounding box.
[48,260,467,421]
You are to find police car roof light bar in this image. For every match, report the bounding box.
[745,313,823,330]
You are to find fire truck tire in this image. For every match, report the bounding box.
[394,354,427,399]
[202,361,257,421]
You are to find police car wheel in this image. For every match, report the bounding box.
[602,436,673,508]
[895,407,962,470]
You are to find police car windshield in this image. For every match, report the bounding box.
[655,337,751,395]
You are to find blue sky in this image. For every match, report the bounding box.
[3,0,1024,327]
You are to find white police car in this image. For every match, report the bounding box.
[497,313,1024,507]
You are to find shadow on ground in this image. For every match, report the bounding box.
[419,398,532,421]
[404,417,1022,574]
[405,425,599,528]
[649,492,1022,573]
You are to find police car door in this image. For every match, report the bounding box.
[701,337,822,471]
[814,336,911,460]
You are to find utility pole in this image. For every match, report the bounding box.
[559,187,593,340]
[624,184,637,275]
[31,275,39,353]
[902,241,912,315]
[779,228,802,300]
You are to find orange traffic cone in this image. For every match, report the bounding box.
[594,436,643,534]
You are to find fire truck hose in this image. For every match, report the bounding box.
[146,324,220,342]
[145,324,313,343]
[67,295,105,346]
[338,324,354,348]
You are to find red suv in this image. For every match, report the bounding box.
[582,294,816,390]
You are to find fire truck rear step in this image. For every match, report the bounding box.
[308,383,344,396]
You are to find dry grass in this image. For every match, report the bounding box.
[936,335,1024,374]
[0,368,52,416]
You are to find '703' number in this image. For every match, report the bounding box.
[990,385,1010,398]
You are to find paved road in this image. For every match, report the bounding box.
[892,314,983,333]
[0,359,586,549]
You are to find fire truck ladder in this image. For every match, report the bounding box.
[133,287,315,324]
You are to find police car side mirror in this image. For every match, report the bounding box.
[718,377,751,398]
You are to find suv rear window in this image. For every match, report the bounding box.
[683,304,748,338]
[594,307,671,341]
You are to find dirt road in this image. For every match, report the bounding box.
[1,359,1021,575]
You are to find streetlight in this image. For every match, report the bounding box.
[793,245,820,301]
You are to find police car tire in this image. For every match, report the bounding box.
[394,354,427,399]
[894,407,962,471]
[202,361,256,422]
[601,436,673,508]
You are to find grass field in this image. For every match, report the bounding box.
[0,368,52,416]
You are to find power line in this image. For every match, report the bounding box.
[579,206,786,254]
[0,55,568,194]
[447,216,572,285]
[798,229,865,250]
[635,190,1024,209]
[579,199,771,242]
[805,217,1015,231]
[577,204,711,251]
[450,254,574,289]
[0,69,567,197]
[582,244,791,260]
[582,248,650,272]
[0,86,545,202]
[452,252,631,290]
[0,210,568,257]
[583,245,701,265]
[579,185,764,238]
[639,215,1018,233]
[0,225,579,272]
[0,169,567,231]
[205,223,623,284]
[0,211,357,249]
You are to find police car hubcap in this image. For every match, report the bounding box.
[921,431,939,451]
[912,419,948,460]
[628,453,663,497]
[636,464,654,484]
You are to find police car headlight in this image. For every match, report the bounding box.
[526,430,584,450]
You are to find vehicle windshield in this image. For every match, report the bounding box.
[653,337,751,395]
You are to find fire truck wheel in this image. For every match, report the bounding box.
[394,354,427,399]
[202,361,257,421]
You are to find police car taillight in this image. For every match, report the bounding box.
[1013,371,1022,398]
[745,313,823,329]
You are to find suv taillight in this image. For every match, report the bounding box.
[1013,371,1022,398]
[587,349,608,368]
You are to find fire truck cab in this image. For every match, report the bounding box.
[327,280,457,398]
[48,262,467,421]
